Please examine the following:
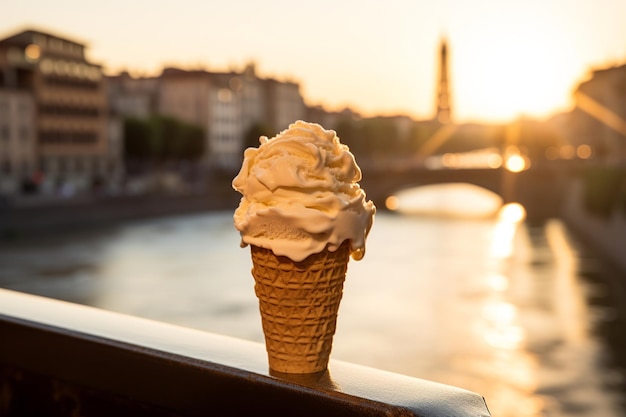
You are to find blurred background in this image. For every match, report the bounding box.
[1,1,626,416]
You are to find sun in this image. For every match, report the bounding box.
[452,19,576,123]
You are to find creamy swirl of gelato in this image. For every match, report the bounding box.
[233,121,375,262]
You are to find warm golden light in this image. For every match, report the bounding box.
[559,145,575,160]
[415,124,458,158]
[24,44,41,61]
[504,154,527,173]
[433,149,502,170]
[385,196,399,211]
[456,18,580,122]
[576,144,593,159]
[498,203,526,223]
[441,153,457,167]
[3,0,624,126]
[487,154,503,169]
[217,88,233,102]
[486,274,509,292]
[390,183,502,218]
[481,300,526,350]
[545,146,560,160]
[490,203,525,259]
[483,300,516,323]
[575,91,626,137]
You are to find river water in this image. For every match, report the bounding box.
[0,185,625,417]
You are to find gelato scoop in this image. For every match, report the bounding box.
[233,120,375,374]
[233,120,375,262]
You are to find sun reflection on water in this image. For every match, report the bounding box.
[498,202,526,223]
[387,183,503,218]
[470,201,543,416]
[485,273,509,292]
[480,300,526,350]
[489,203,526,259]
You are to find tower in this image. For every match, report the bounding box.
[435,38,451,124]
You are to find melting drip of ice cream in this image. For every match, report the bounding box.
[233,120,375,262]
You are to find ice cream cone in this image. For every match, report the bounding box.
[250,241,350,374]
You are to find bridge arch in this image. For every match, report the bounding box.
[384,182,503,218]
[361,167,509,209]
[360,165,567,222]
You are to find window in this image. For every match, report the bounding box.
[20,126,30,141]
[1,160,10,174]
[39,130,97,144]
[19,102,31,114]
[1,125,10,141]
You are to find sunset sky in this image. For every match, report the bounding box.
[3,0,626,123]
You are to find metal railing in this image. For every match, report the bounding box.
[0,288,490,416]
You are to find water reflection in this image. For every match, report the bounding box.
[480,299,525,350]
[490,203,526,259]
[387,182,502,219]
[0,184,624,416]
[384,185,625,417]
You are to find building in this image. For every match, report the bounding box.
[0,28,119,196]
[107,71,159,119]
[571,63,626,163]
[158,68,221,168]
[158,68,211,129]
[208,72,245,169]
[0,88,36,195]
[306,105,360,132]
[155,65,307,171]
[263,78,307,132]
[435,38,452,124]
[239,63,265,133]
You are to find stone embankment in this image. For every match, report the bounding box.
[561,178,626,278]
[0,182,240,240]
[3,175,625,282]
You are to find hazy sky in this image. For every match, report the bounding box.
[3,0,626,123]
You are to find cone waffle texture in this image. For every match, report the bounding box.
[250,241,350,374]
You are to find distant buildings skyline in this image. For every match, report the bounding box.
[0,27,365,197]
[1,26,625,198]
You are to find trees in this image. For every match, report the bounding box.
[334,117,403,161]
[123,115,205,163]
[242,123,274,151]
[124,117,152,160]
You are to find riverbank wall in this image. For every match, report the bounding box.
[3,176,625,280]
[560,178,626,277]
[0,183,240,240]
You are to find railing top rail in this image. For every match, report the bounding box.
[0,288,490,416]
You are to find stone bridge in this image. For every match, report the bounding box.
[359,162,579,223]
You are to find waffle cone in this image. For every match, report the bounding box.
[250,241,350,374]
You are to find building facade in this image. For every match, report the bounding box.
[0,88,36,195]
[204,70,247,170]
[0,29,119,196]
[107,71,159,119]
[572,63,626,163]
[265,79,306,132]
[155,65,307,171]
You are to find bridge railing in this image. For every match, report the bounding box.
[0,288,490,416]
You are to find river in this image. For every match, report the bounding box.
[0,184,624,417]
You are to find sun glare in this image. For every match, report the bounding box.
[505,155,527,173]
[498,203,526,224]
[454,16,575,122]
